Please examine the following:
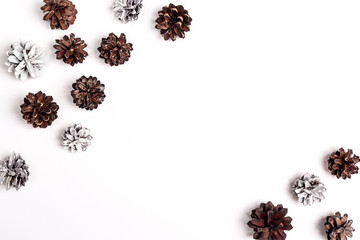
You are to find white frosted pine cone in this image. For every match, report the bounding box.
[113,0,143,23]
[0,152,30,190]
[5,41,44,81]
[293,173,326,206]
[62,124,93,152]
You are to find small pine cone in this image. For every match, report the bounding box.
[247,201,293,240]
[5,41,44,81]
[292,173,326,206]
[41,0,77,30]
[324,212,354,240]
[98,33,133,66]
[62,124,93,152]
[155,3,192,41]
[20,91,59,128]
[0,152,29,190]
[328,148,359,179]
[113,0,143,23]
[71,76,106,110]
[54,33,88,66]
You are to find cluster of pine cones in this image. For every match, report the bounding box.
[2,1,359,240]
[40,0,192,40]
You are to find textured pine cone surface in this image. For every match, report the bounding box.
[328,148,359,179]
[325,212,354,240]
[247,201,293,240]
[113,0,143,23]
[41,0,77,30]
[54,33,88,66]
[62,124,93,152]
[292,173,326,206]
[155,3,192,41]
[5,41,44,81]
[20,91,59,128]
[0,152,29,190]
[71,76,106,110]
[98,33,133,66]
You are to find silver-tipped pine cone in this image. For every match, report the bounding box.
[0,152,29,190]
[113,0,143,23]
[293,173,326,206]
[62,124,93,152]
[5,41,44,81]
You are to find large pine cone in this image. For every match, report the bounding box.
[71,76,106,111]
[20,91,59,128]
[98,33,133,66]
[41,0,77,30]
[0,152,30,191]
[54,33,88,66]
[328,148,359,179]
[324,212,354,240]
[155,3,192,41]
[247,201,293,240]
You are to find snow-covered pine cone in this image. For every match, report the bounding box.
[0,152,30,190]
[5,41,44,81]
[62,124,93,152]
[113,0,143,23]
[293,173,326,206]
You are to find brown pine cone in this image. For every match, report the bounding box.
[98,33,133,66]
[155,3,192,41]
[247,201,293,240]
[328,148,359,179]
[54,33,88,66]
[20,91,59,128]
[324,212,354,240]
[71,76,106,111]
[41,0,77,30]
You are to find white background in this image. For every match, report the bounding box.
[1,0,360,239]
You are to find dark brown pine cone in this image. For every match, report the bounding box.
[324,212,354,240]
[247,201,293,240]
[20,91,59,128]
[98,33,133,66]
[328,148,359,179]
[71,76,106,111]
[41,0,77,30]
[155,3,192,41]
[54,33,88,66]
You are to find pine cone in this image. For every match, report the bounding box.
[328,148,359,179]
[62,124,93,152]
[155,3,192,41]
[41,0,77,30]
[0,152,29,190]
[113,0,143,23]
[292,173,326,206]
[324,212,354,240]
[20,91,59,128]
[98,33,133,66]
[247,201,293,240]
[5,41,44,81]
[54,33,88,66]
[71,76,106,110]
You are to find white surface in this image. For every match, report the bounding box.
[1,0,360,239]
